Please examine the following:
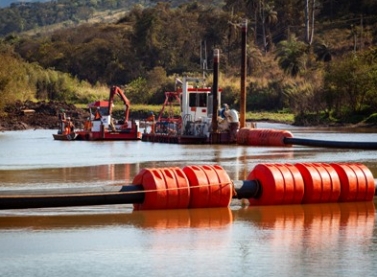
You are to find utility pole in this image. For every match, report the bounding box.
[211,49,220,139]
[240,19,247,128]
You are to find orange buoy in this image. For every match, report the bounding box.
[315,163,341,202]
[295,163,338,204]
[295,163,321,203]
[353,163,375,201]
[283,163,305,203]
[246,129,259,146]
[267,130,293,146]
[330,163,375,202]
[247,163,304,205]
[258,129,271,146]
[236,127,250,144]
[237,129,294,147]
[275,130,294,146]
[246,129,265,146]
[183,165,232,208]
[309,163,341,202]
[132,167,190,210]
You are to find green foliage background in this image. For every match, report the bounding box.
[1,0,377,124]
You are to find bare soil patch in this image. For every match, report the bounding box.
[0,101,89,131]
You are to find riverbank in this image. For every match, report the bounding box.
[1,101,292,131]
[0,101,89,131]
[1,101,376,131]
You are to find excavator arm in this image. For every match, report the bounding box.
[108,86,130,122]
[158,91,181,121]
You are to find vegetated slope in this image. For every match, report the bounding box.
[0,0,224,37]
[0,0,51,8]
[2,0,377,127]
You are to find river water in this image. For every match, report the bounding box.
[0,123,377,277]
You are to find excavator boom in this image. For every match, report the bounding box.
[108,86,130,122]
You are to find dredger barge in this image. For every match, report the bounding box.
[141,75,240,144]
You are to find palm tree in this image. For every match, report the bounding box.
[274,34,307,76]
[247,42,263,75]
[262,2,278,52]
[313,40,333,63]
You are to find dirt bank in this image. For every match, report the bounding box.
[0,101,89,131]
[1,101,375,132]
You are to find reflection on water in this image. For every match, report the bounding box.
[0,202,374,233]
[0,207,233,230]
[236,201,375,238]
[0,164,138,189]
[0,202,376,276]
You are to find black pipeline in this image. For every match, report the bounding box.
[284,137,377,150]
[0,180,259,210]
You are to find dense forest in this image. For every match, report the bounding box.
[0,0,223,36]
[1,0,377,125]
[0,0,50,9]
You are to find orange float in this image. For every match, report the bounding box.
[266,130,292,146]
[247,129,263,146]
[316,163,341,202]
[236,127,250,144]
[258,129,271,146]
[295,163,320,204]
[183,165,232,208]
[295,163,340,204]
[247,163,304,205]
[354,163,375,201]
[278,130,294,146]
[283,163,306,203]
[132,167,190,210]
[330,163,375,202]
[237,129,294,147]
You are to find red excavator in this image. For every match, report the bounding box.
[74,86,142,141]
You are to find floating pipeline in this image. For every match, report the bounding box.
[283,137,377,149]
[236,128,377,149]
[0,163,376,210]
[236,128,294,147]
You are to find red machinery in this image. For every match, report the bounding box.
[75,86,141,141]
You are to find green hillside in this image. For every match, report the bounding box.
[0,0,225,36]
[1,0,377,125]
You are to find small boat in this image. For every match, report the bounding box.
[74,86,141,141]
[52,132,77,141]
[53,86,141,141]
[53,114,77,141]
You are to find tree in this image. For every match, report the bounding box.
[274,34,307,76]
[304,0,316,46]
[313,40,333,63]
[323,51,377,115]
[260,1,278,52]
[247,42,263,75]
